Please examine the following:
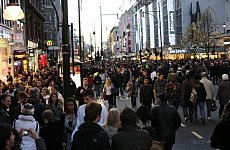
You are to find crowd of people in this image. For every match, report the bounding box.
[0,58,230,150]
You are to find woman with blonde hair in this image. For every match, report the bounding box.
[102,108,120,145]
[103,78,114,110]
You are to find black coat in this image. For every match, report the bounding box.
[150,103,181,145]
[40,121,64,150]
[0,103,12,125]
[71,121,110,150]
[211,115,230,150]
[111,126,152,150]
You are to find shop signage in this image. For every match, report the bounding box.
[47,40,53,46]
[169,11,175,34]
[0,38,9,48]
[170,49,186,54]
[14,50,26,61]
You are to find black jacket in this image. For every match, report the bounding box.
[71,121,110,150]
[40,121,64,150]
[211,115,230,150]
[111,126,152,150]
[150,103,181,145]
[0,103,12,125]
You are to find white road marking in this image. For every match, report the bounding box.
[181,123,186,127]
[191,131,203,139]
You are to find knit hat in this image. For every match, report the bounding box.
[21,103,34,115]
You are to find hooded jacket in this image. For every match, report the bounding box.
[71,121,110,150]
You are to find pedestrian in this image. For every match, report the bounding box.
[40,110,64,150]
[40,87,50,105]
[75,78,90,106]
[0,93,12,125]
[71,89,108,141]
[102,108,120,145]
[140,78,154,110]
[216,74,230,118]
[93,72,102,98]
[154,74,167,104]
[181,73,193,122]
[165,73,181,109]
[193,76,207,124]
[45,93,63,121]
[103,78,117,110]
[111,107,152,150]
[150,92,181,150]
[62,98,78,150]
[71,101,110,150]
[126,75,138,108]
[13,103,40,150]
[200,72,214,120]
[27,87,45,125]
[210,102,230,150]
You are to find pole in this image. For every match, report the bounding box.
[71,23,75,76]
[62,0,71,99]
[100,6,103,59]
[158,3,163,60]
[78,0,82,62]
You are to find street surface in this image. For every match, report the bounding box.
[98,85,219,150]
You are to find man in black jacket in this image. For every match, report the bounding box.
[0,94,12,125]
[140,78,154,110]
[71,101,110,150]
[150,92,181,150]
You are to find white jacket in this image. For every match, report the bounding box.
[13,115,40,150]
[200,77,213,100]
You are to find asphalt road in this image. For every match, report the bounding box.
[98,85,219,150]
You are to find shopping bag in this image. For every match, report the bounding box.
[210,100,217,112]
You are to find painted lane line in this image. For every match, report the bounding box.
[191,131,203,139]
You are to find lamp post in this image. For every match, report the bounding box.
[61,0,71,99]
[3,0,24,21]
[100,6,118,61]
[78,0,82,62]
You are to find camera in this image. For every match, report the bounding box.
[22,129,29,136]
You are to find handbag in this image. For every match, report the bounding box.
[210,99,217,111]
[103,92,107,100]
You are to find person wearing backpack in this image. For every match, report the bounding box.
[13,103,40,150]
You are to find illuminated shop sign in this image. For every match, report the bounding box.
[170,49,186,54]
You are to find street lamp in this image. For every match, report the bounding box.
[100,6,118,61]
[3,0,24,20]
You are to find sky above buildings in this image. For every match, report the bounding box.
[68,0,124,45]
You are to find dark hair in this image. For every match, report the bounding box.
[120,107,137,127]
[0,93,10,102]
[64,97,78,115]
[158,92,169,102]
[42,110,54,122]
[49,93,59,106]
[84,101,102,122]
[0,124,13,149]
[17,91,28,100]
[82,89,95,99]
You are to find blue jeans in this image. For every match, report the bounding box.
[194,101,205,120]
